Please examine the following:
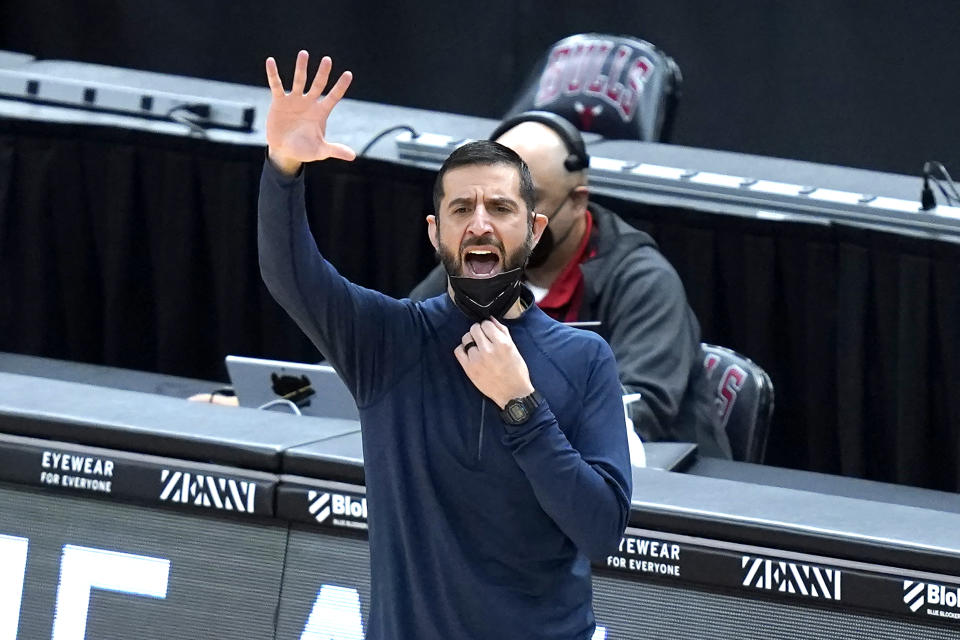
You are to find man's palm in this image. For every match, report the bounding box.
[265,51,355,164]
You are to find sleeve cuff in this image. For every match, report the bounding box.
[499,398,554,438]
[262,152,304,185]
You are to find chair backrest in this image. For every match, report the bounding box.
[701,344,775,463]
[502,33,683,143]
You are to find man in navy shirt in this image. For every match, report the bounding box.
[259,51,631,639]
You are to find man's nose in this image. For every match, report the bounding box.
[465,204,494,236]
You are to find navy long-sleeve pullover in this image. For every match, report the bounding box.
[258,160,632,640]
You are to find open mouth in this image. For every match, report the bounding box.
[463,248,502,277]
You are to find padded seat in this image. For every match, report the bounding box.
[701,344,775,463]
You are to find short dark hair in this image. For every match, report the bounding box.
[432,140,536,214]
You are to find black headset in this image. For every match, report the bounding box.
[489,110,590,173]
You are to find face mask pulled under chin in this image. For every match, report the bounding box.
[448,267,524,322]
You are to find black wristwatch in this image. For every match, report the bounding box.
[499,390,543,425]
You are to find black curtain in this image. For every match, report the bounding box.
[3,0,959,175]
[0,119,437,381]
[2,118,958,491]
[599,196,960,491]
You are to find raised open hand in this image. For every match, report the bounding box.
[265,50,356,173]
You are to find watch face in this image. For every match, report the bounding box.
[508,403,529,422]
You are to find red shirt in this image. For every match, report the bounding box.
[538,210,597,322]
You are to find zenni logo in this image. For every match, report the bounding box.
[159,470,256,513]
[741,556,841,600]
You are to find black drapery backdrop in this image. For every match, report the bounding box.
[597,198,960,491]
[2,0,959,176]
[1,119,958,491]
[0,120,436,377]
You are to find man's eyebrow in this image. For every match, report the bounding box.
[486,196,519,208]
[446,195,519,209]
[447,196,476,209]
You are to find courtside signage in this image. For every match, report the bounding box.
[40,449,115,494]
[158,469,261,513]
[0,433,276,515]
[741,555,841,600]
[3,436,959,632]
[605,534,682,578]
[277,478,369,531]
[903,580,960,621]
[601,527,960,629]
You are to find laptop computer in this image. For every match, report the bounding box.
[225,355,359,420]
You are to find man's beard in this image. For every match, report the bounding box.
[437,228,535,321]
[436,230,533,277]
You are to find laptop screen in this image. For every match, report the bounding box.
[225,355,359,420]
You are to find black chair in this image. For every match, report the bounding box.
[502,33,683,143]
[701,344,775,464]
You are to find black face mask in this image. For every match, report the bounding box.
[526,189,577,269]
[448,267,524,322]
[526,226,554,268]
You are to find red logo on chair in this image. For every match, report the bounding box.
[534,37,655,123]
[573,101,604,131]
[704,353,721,375]
[716,366,747,428]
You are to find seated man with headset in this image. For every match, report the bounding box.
[410,111,732,458]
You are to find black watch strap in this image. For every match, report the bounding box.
[499,390,543,425]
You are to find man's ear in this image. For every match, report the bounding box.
[531,212,549,246]
[570,185,590,210]
[426,214,439,251]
